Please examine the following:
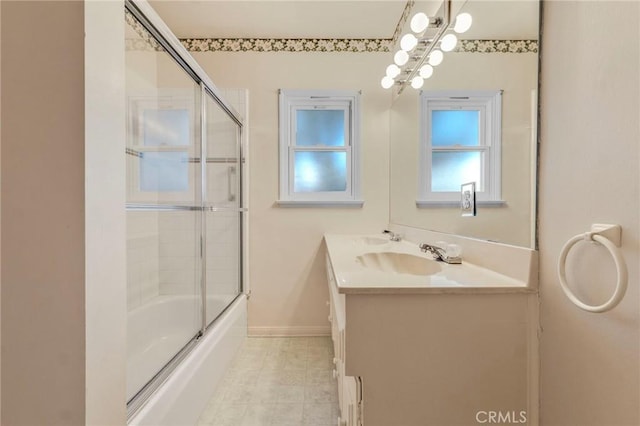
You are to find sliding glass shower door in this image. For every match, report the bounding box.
[125,2,244,412]
[203,91,243,326]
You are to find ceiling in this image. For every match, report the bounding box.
[149,0,539,41]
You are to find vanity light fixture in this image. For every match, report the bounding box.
[393,49,409,66]
[410,12,430,33]
[428,49,444,66]
[454,12,473,34]
[440,33,458,52]
[380,0,472,93]
[411,76,424,89]
[400,33,419,51]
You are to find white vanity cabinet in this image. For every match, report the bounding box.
[323,235,539,426]
[326,254,362,426]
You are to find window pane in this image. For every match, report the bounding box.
[432,110,479,147]
[140,152,189,192]
[143,109,190,147]
[294,151,347,192]
[296,109,345,147]
[431,151,482,192]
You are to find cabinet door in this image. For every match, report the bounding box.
[344,376,361,426]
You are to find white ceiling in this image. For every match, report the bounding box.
[149,0,539,41]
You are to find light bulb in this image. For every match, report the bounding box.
[386,64,401,78]
[381,76,395,89]
[400,33,418,51]
[419,64,433,79]
[394,50,409,66]
[428,49,443,66]
[440,33,458,52]
[454,13,472,33]
[411,76,424,89]
[410,12,429,33]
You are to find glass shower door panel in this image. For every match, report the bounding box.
[125,12,202,206]
[204,92,242,327]
[205,93,240,207]
[204,210,241,326]
[125,10,203,403]
[125,209,201,401]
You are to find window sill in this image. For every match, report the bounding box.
[276,199,364,208]
[416,200,507,208]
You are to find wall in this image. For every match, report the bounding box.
[84,1,127,423]
[0,2,3,418]
[1,1,127,424]
[191,52,391,334]
[1,2,86,423]
[539,1,640,425]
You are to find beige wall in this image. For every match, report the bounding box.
[539,1,640,425]
[1,2,127,424]
[1,1,86,424]
[85,1,127,423]
[0,1,3,419]
[191,52,391,334]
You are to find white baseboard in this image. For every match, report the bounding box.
[248,326,330,337]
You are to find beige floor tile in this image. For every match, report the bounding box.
[305,368,334,385]
[270,403,304,425]
[240,403,274,426]
[209,403,247,426]
[302,402,334,425]
[276,384,306,403]
[198,337,339,425]
[249,383,281,404]
[276,368,307,385]
[304,383,338,403]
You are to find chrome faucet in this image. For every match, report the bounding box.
[382,229,402,241]
[419,243,462,264]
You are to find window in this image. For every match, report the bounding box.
[278,89,362,206]
[127,90,200,204]
[418,90,504,206]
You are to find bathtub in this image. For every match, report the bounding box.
[128,293,247,426]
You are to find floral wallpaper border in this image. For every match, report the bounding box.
[180,38,394,53]
[455,39,538,53]
[126,5,538,55]
[179,38,537,53]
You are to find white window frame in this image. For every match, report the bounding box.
[417,90,504,207]
[278,89,363,207]
[126,89,200,204]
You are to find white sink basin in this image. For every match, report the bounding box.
[356,252,442,276]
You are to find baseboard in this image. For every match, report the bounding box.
[248,326,330,337]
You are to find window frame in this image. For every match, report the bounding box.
[278,89,362,207]
[417,90,504,207]
[126,89,201,204]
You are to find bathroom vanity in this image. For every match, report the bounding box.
[324,234,538,426]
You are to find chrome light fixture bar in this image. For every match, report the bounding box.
[381,0,473,94]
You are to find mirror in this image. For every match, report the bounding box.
[389,0,540,248]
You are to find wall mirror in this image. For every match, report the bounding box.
[389,0,540,248]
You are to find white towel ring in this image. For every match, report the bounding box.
[558,231,628,313]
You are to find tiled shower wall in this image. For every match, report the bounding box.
[127,211,160,310]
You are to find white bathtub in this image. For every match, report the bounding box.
[128,293,247,426]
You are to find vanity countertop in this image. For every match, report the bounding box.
[324,234,536,294]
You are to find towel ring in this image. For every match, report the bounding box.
[558,226,628,313]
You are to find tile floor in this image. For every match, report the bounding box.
[197,337,339,426]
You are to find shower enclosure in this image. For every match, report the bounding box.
[124,1,245,417]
